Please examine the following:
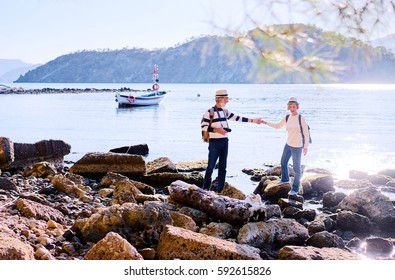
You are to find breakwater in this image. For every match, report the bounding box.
[0,86,147,95]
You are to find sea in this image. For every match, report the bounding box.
[1,82,395,197]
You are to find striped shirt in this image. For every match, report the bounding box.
[201,106,250,139]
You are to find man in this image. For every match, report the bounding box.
[200,89,263,192]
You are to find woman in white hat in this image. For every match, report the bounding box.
[262,97,309,196]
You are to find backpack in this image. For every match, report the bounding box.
[201,108,214,143]
[286,114,312,145]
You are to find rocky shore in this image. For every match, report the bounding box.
[1,137,395,260]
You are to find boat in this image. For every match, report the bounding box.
[115,64,167,107]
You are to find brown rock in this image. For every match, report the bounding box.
[279,245,361,260]
[175,160,207,172]
[13,139,70,169]
[84,232,144,260]
[157,225,261,260]
[23,161,57,178]
[100,172,156,195]
[237,219,309,248]
[142,172,203,190]
[146,157,177,174]
[51,174,87,199]
[0,138,70,170]
[168,180,254,227]
[70,152,146,178]
[0,234,35,260]
[111,180,143,205]
[199,222,234,239]
[170,211,199,232]
[14,198,67,225]
[263,182,290,202]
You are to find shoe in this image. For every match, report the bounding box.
[288,190,298,195]
[277,180,290,185]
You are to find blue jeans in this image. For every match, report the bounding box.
[280,144,303,193]
[203,138,228,192]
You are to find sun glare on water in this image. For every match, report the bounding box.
[311,143,394,181]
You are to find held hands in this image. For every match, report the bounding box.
[251,118,266,124]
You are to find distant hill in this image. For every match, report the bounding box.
[15,24,395,84]
[0,59,41,82]
[369,33,395,54]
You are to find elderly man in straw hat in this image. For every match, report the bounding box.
[200,89,263,193]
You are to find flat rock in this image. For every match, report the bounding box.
[157,225,262,260]
[69,152,146,178]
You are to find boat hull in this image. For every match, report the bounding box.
[116,91,167,107]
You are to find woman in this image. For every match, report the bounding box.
[263,97,309,196]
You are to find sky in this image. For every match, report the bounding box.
[1,0,395,64]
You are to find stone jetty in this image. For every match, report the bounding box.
[1,138,395,260]
[0,86,152,95]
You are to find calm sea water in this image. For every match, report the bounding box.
[1,83,395,195]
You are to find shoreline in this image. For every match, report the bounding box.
[1,149,395,260]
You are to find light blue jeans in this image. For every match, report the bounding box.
[280,144,303,193]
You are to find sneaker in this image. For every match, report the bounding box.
[288,190,298,195]
[277,180,290,185]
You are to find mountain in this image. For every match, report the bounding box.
[0,59,41,82]
[15,24,395,84]
[369,33,395,54]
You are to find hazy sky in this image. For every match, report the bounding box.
[1,0,394,64]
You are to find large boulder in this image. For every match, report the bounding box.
[0,137,70,170]
[168,180,260,227]
[73,203,173,248]
[237,218,309,248]
[336,210,372,233]
[338,187,395,232]
[72,205,124,243]
[157,225,261,260]
[302,174,335,196]
[69,152,146,179]
[279,245,361,260]
[305,231,345,248]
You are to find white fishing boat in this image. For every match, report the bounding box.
[115,65,167,107]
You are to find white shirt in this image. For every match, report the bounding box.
[266,114,309,148]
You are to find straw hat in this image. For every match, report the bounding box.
[287,97,299,105]
[215,90,228,98]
